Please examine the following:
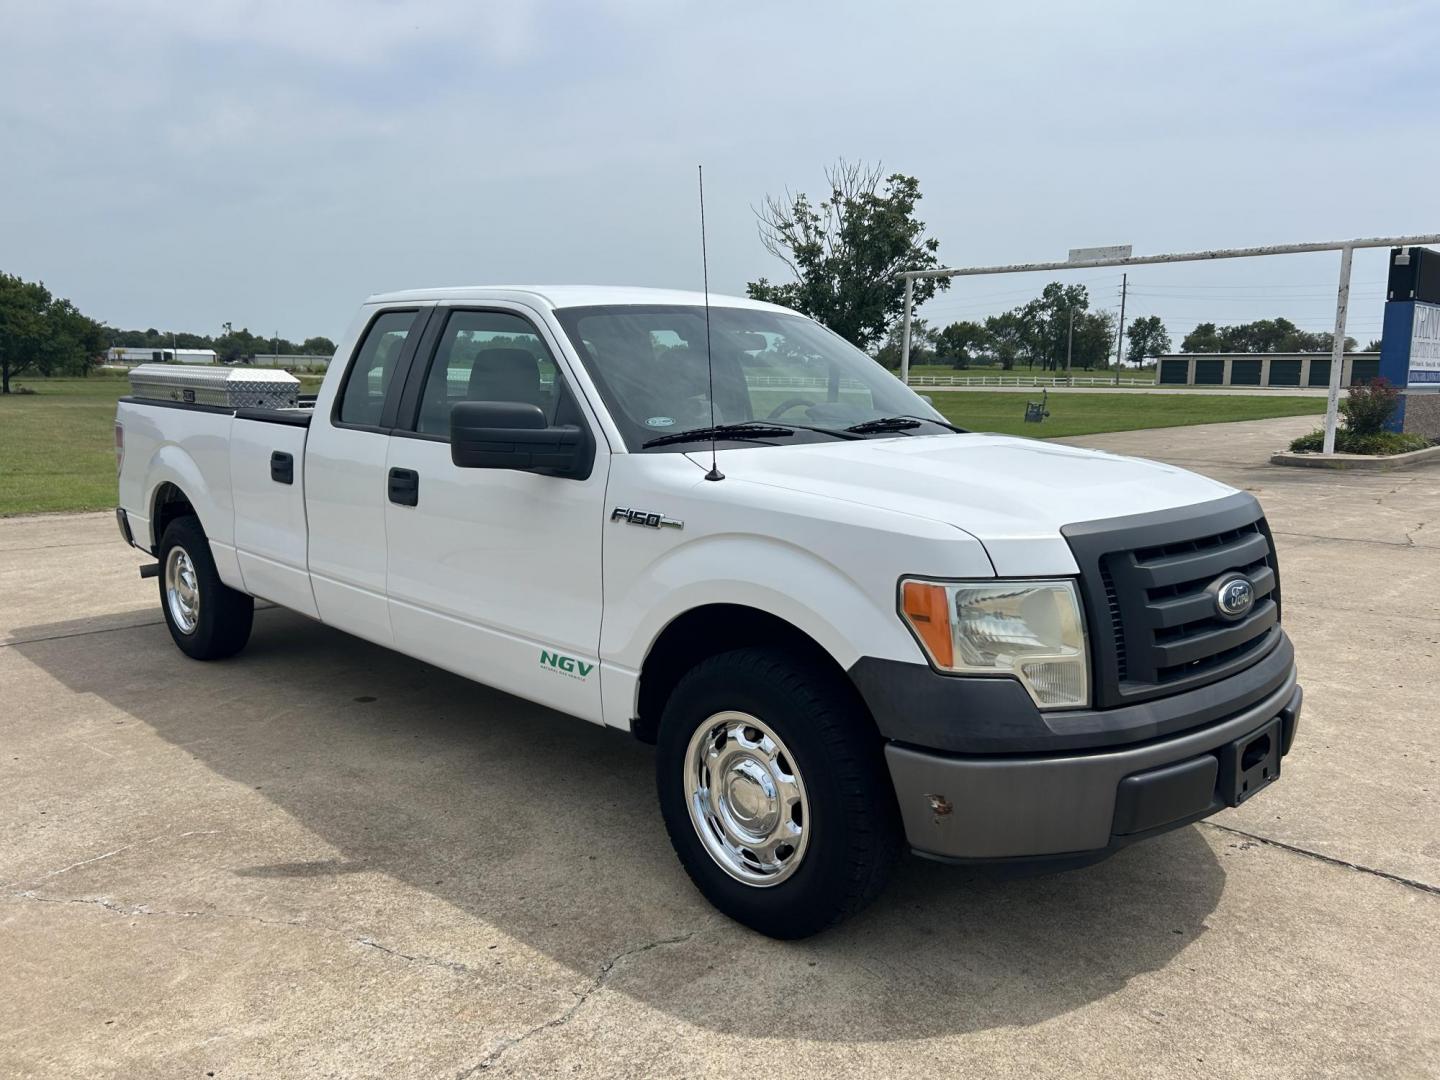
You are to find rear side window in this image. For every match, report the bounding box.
[337,310,417,427]
[413,310,562,437]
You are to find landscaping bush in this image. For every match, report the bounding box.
[1287,377,1434,455]
[1340,377,1401,435]
[1289,429,1431,455]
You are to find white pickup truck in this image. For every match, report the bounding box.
[115,286,1301,938]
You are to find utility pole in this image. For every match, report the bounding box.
[1113,272,1128,385]
[1065,307,1075,382]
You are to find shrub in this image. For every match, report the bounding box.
[1289,429,1432,455]
[1340,377,1400,435]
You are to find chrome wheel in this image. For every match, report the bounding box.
[164,545,200,635]
[683,711,810,887]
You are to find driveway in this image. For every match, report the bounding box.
[2,415,1436,1078]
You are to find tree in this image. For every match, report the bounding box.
[0,273,106,393]
[1126,315,1172,366]
[301,336,337,356]
[747,160,948,350]
[874,318,938,370]
[1072,310,1117,370]
[934,320,989,368]
[1365,339,1383,352]
[1181,322,1221,352]
[1181,318,1357,354]
[984,311,1027,370]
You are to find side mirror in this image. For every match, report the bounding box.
[450,401,593,479]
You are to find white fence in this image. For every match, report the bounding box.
[905,374,1156,388]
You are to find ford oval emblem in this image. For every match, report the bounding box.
[1215,575,1255,619]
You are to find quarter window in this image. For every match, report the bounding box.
[337,310,417,427]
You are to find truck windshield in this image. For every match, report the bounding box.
[552,304,948,452]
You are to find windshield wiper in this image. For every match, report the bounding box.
[845,415,967,435]
[642,422,797,449]
[845,416,924,434]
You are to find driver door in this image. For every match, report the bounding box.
[383,305,611,723]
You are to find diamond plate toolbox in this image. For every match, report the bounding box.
[128,364,301,409]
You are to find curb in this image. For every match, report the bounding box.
[1270,444,1440,471]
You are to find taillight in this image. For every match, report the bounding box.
[115,422,124,477]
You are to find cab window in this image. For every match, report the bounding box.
[413,310,563,437]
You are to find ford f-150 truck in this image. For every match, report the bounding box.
[115,286,1301,938]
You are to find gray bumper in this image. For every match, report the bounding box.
[886,668,1301,861]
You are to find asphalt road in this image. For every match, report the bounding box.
[2,414,1437,1078]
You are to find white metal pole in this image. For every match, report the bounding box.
[899,276,914,384]
[1321,244,1354,455]
[1065,307,1074,382]
[1114,272,1127,386]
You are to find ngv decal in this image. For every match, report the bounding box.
[540,649,594,679]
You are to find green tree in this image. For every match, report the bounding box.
[874,318,938,370]
[1072,310,1117,370]
[934,320,989,368]
[1126,315,1172,366]
[301,336,337,356]
[983,310,1027,370]
[747,160,948,350]
[1182,318,1355,354]
[0,273,106,393]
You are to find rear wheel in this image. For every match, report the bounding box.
[656,648,901,938]
[157,516,253,660]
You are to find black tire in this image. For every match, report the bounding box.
[656,647,902,939]
[157,516,254,660]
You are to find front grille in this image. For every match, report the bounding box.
[1063,493,1282,708]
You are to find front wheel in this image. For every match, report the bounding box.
[656,648,902,938]
[157,516,254,660]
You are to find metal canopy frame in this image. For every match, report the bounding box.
[898,234,1440,454]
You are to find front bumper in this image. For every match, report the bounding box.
[885,670,1301,861]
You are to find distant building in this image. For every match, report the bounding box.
[1154,352,1380,389]
[108,346,218,365]
[250,353,332,371]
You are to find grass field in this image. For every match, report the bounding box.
[0,375,1325,516]
[927,391,1325,439]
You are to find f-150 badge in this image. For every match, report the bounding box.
[610,507,683,530]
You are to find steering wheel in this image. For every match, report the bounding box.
[766,397,817,420]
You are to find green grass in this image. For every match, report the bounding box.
[928,391,1325,439]
[0,375,1325,516]
[0,374,130,515]
[0,372,323,516]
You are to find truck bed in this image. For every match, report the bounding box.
[116,395,319,619]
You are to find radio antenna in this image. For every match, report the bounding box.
[698,164,723,482]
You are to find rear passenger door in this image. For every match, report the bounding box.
[383,305,610,722]
[306,305,429,645]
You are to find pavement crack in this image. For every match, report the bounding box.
[9,890,324,929]
[456,930,697,1077]
[355,937,474,976]
[1202,821,1440,896]
[1269,529,1419,549]
[1,830,221,891]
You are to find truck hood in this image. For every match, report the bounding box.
[692,433,1236,576]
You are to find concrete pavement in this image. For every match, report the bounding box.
[1,416,1437,1078]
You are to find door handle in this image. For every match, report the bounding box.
[388,467,419,507]
[270,451,294,485]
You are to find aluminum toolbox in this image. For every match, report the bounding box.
[128,364,301,409]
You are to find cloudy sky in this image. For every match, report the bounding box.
[2,0,1435,346]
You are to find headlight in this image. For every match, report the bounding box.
[900,578,1089,709]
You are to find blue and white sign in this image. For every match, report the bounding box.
[1409,302,1440,386]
